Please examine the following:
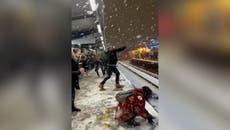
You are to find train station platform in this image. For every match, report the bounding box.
[72,62,159,130]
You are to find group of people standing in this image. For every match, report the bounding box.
[71,46,156,127]
[71,46,127,111]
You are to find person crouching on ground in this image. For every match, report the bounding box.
[115,86,156,126]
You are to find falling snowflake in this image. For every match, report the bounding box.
[136,7,139,11]
[87,11,94,15]
[111,25,114,28]
[136,35,142,39]
[109,16,113,18]
[115,8,118,12]
[83,4,87,8]
[76,3,79,7]
[124,0,127,3]
[118,28,121,32]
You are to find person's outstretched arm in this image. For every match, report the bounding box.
[111,46,127,52]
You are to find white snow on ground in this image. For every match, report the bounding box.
[72,70,157,130]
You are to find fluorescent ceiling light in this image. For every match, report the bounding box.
[97,24,102,34]
[101,41,106,50]
[100,36,103,41]
[89,0,98,11]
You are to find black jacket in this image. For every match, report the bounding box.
[105,46,126,65]
[72,58,81,75]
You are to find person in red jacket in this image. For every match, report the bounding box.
[115,86,155,126]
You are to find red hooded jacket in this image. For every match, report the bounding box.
[115,88,152,122]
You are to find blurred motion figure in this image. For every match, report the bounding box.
[98,46,126,91]
[95,54,105,77]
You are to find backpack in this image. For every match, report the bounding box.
[115,90,135,103]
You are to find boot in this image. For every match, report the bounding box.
[98,83,106,91]
[116,84,124,89]
[72,107,81,112]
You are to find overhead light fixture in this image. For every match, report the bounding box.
[89,0,98,11]
[101,41,106,50]
[97,24,102,34]
[100,36,103,41]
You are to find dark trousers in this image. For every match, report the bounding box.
[72,73,80,89]
[72,73,79,108]
[102,62,107,75]
[101,66,120,84]
[95,62,105,77]
[71,85,76,108]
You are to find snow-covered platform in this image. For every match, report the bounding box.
[72,67,158,130]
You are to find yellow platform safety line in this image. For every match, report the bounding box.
[132,58,158,64]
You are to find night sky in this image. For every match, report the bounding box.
[104,0,158,51]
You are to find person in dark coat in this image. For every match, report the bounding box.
[95,54,105,77]
[98,46,126,91]
[72,49,82,112]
